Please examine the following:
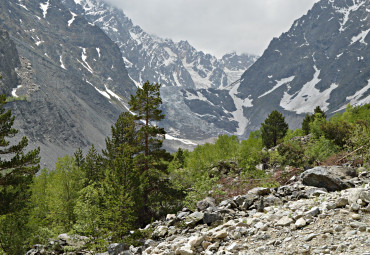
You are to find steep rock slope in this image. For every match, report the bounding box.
[0,30,20,95]
[236,0,370,135]
[0,0,136,167]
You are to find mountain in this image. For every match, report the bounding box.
[61,0,257,90]
[235,0,370,136]
[60,0,258,141]
[0,0,136,167]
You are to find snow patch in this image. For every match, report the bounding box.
[350,28,370,45]
[165,134,197,146]
[16,3,28,10]
[105,85,122,101]
[229,81,253,135]
[184,90,210,102]
[163,47,177,66]
[60,55,66,70]
[346,79,370,106]
[79,48,94,73]
[224,68,245,85]
[40,0,50,19]
[336,0,365,32]
[96,47,101,58]
[258,76,295,99]
[182,59,212,89]
[280,66,338,114]
[11,85,23,98]
[68,11,77,27]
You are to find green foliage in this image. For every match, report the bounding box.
[0,94,40,254]
[277,140,306,167]
[5,95,28,103]
[129,81,181,225]
[261,110,289,148]
[320,120,352,148]
[82,145,104,186]
[301,106,326,135]
[30,156,84,235]
[0,94,40,215]
[283,129,305,142]
[239,130,264,172]
[302,114,313,135]
[309,114,326,138]
[305,136,340,164]
[0,209,31,254]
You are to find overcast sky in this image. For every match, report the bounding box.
[105,0,319,57]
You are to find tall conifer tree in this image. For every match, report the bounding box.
[0,94,40,215]
[129,81,176,225]
[261,110,289,148]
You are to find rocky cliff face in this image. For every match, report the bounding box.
[0,29,20,95]
[236,0,370,135]
[0,0,136,167]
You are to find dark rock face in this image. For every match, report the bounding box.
[0,29,20,95]
[0,0,136,167]
[300,166,355,191]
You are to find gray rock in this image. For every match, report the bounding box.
[295,218,307,228]
[335,197,349,208]
[108,243,130,255]
[304,233,318,241]
[197,197,216,211]
[203,212,223,225]
[264,195,283,207]
[349,221,367,230]
[276,216,294,226]
[248,187,271,196]
[348,188,370,205]
[300,167,351,191]
[306,207,320,217]
[185,212,204,226]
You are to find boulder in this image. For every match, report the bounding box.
[348,188,370,205]
[197,197,216,211]
[300,167,352,191]
[185,212,204,226]
[203,212,223,225]
[248,187,271,196]
[108,243,130,255]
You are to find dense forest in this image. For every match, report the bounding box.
[0,80,369,254]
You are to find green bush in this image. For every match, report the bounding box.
[277,140,306,167]
[305,136,340,164]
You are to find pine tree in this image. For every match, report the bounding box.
[74,148,85,168]
[101,112,140,233]
[314,106,326,119]
[82,144,103,186]
[129,81,178,225]
[0,94,40,215]
[261,110,289,148]
[302,114,313,135]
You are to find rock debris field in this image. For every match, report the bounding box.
[27,166,370,255]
